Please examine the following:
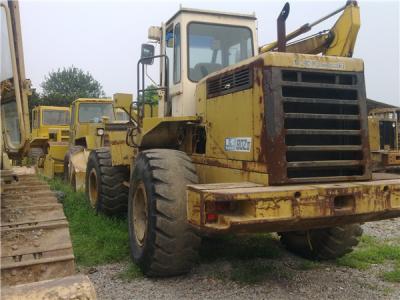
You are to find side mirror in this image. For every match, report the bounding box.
[141,44,155,65]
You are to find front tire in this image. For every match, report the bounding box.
[85,148,129,215]
[128,149,201,277]
[279,224,363,260]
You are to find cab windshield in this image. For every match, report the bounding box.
[188,23,253,82]
[78,103,115,123]
[115,109,130,121]
[42,110,70,125]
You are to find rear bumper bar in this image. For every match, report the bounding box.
[187,174,400,233]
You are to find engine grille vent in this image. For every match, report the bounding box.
[264,68,371,184]
[207,67,252,99]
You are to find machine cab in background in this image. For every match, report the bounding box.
[69,98,115,149]
[31,106,70,142]
[144,8,258,118]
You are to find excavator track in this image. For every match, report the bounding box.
[1,168,96,299]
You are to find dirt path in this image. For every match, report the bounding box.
[89,219,400,300]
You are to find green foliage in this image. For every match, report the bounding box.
[140,84,159,105]
[382,264,400,283]
[337,235,400,282]
[40,66,105,106]
[48,178,129,266]
[28,66,106,123]
[28,89,42,112]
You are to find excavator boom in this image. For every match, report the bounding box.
[260,1,360,57]
[1,0,30,160]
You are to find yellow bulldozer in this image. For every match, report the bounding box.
[0,1,96,298]
[80,1,400,277]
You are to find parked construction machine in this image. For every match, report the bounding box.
[62,98,130,216]
[29,105,70,177]
[369,108,400,173]
[30,99,129,187]
[80,1,400,277]
[0,1,96,298]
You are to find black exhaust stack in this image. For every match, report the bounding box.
[277,2,290,52]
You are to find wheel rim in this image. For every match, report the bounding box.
[88,169,98,208]
[132,182,148,247]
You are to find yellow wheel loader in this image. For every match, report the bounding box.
[100,1,400,277]
[29,105,70,177]
[368,108,400,173]
[0,1,96,298]
[63,98,130,214]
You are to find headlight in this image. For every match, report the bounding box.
[97,128,105,136]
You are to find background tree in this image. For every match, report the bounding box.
[40,66,105,106]
[28,88,42,112]
[142,84,159,105]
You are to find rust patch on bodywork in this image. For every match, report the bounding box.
[187,176,400,233]
[191,156,267,173]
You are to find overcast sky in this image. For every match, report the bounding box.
[19,0,399,106]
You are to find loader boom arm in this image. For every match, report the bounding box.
[260,1,360,57]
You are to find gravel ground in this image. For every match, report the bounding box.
[89,219,400,300]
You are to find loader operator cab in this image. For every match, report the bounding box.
[139,8,258,118]
[70,99,115,149]
[31,106,70,143]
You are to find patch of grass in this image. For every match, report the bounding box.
[118,262,143,280]
[295,260,320,271]
[337,235,400,280]
[228,260,292,284]
[49,178,130,266]
[200,234,282,262]
[382,264,400,283]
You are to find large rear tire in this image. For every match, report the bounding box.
[85,148,129,215]
[279,224,363,260]
[128,149,201,277]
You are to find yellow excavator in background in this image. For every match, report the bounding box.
[261,1,360,56]
[0,1,96,298]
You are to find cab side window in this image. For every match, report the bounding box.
[70,104,75,126]
[32,110,39,129]
[173,23,181,84]
[165,25,174,87]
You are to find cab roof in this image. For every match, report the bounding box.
[34,105,69,111]
[72,98,113,105]
[167,7,256,24]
